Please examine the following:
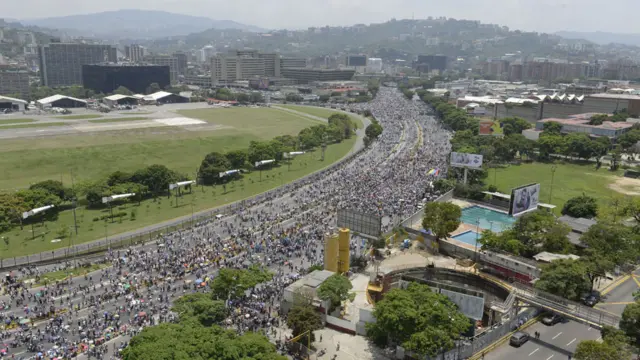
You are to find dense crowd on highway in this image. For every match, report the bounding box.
[0,87,451,359]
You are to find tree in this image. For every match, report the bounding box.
[318,94,330,103]
[621,301,640,345]
[587,114,610,126]
[542,121,563,135]
[402,89,414,100]
[478,230,525,255]
[0,193,27,232]
[211,267,272,300]
[236,92,250,103]
[131,164,180,195]
[622,197,640,224]
[432,179,455,193]
[121,323,285,360]
[421,202,461,241]
[249,92,264,103]
[537,134,564,160]
[579,222,638,269]
[225,149,248,169]
[328,113,355,139]
[145,83,161,94]
[317,274,355,312]
[113,86,133,95]
[500,117,532,136]
[286,300,323,341]
[199,152,231,185]
[172,293,227,327]
[365,122,383,141]
[366,283,470,357]
[535,259,591,301]
[574,340,621,360]
[562,194,598,218]
[29,180,73,201]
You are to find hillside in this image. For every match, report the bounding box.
[556,31,640,47]
[21,9,265,39]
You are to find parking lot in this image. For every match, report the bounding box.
[483,319,601,360]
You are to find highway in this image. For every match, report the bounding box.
[0,87,452,359]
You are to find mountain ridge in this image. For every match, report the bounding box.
[20,9,266,39]
[555,30,640,47]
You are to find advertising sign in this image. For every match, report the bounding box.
[450,152,483,169]
[337,209,382,238]
[510,183,541,216]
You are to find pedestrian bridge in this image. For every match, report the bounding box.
[479,272,621,329]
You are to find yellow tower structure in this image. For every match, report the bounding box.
[324,233,339,272]
[338,228,351,273]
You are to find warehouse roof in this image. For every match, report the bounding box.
[146,91,175,100]
[104,94,138,101]
[37,94,87,105]
[0,95,28,104]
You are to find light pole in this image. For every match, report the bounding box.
[474,217,480,266]
[549,165,557,204]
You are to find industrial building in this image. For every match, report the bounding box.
[103,94,139,107]
[280,68,356,84]
[143,91,189,104]
[82,64,170,94]
[323,228,351,273]
[37,94,87,108]
[144,55,179,83]
[38,43,117,87]
[531,113,634,140]
[0,69,30,98]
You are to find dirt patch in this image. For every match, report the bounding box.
[609,177,640,196]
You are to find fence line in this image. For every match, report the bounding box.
[0,145,368,270]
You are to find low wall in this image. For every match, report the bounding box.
[325,315,356,335]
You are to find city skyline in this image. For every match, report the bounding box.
[5,0,640,35]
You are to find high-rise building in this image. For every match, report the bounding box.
[258,52,281,77]
[415,54,448,72]
[0,69,30,98]
[174,52,187,76]
[38,43,117,87]
[367,58,383,73]
[211,50,289,84]
[124,44,146,62]
[82,64,170,94]
[144,55,179,83]
[345,55,367,67]
[198,46,216,63]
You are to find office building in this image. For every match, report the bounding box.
[210,50,285,84]
[0,69,30,98]
[258,52,280,77]
[414,54,447,72]
[82,64,170,94]
[198,46,216,63]
[124,44,145,62]
[346,55,367,67]
[174,52,187,76]
[281,57,307,69]
[280,68,355,84]
[535,114,634,140]
[38,43,117,87]
[367,58,383,73]
[144,55,179,83]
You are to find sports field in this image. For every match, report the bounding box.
[0,106,359,258]
[492,162,629,214]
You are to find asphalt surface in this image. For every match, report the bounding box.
[483,320,602,360]
[0,87,452,359]
[595,268,640,317]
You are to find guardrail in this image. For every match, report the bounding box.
[0,137,370,270]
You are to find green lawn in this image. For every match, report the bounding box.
[56,114,103,120]
[88,117,149,123]
[0,138,356,258]
[0,118,36,125]
[31,263,108,286]
[277,104,364,129]
[492,162,622,214]
[0,107,359,257]
[0,122,68,130]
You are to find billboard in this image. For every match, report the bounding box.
[450,152,483,169]
[478,120,494,135]
[337,209,382,238]
[346,55,367,67]
[510,183,540,216]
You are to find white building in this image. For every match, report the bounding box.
[0,95,28,111]
[367,58,383,73]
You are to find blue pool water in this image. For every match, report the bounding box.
[460,206,515,232]
[451,230,481,247]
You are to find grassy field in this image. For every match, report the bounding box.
[0,118,36,125]
[492,162,623,214]
[0,122,68,130]
[56,114,103,120]
[88,117,149,123]
[0,106,359,257]
[0,138,355,258]
[0,108,324,190]
[277,104,364,129]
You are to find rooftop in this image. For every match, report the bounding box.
[0,95,28,104]
[285,270,335,293]
[104,94,138,101]
[533,252,580,263]
[558,215,596,234]
[37,94,86,105]
[589,93,640,100]
[538,117,635,130]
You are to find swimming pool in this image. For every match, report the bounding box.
[451,230,481,247]
[460,206,515,232]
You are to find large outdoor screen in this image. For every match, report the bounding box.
[510,183,540,216]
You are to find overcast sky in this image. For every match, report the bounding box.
[6,0,640,34]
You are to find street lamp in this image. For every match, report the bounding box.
[474,217,480,266]
[548,165,558,204]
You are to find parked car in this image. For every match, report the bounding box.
[583,294,600,307]
[509,332,530,347]
[541,313,564,326]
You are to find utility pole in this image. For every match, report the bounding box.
[548,165,557,204]
[71,170,78,235]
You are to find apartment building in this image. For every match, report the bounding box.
[0,69,30,98]
[38,43,117,87]
[124,44,146,62]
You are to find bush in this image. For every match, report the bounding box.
[561,194,598,219]
[433,179,455,193]
[453,183,485,201]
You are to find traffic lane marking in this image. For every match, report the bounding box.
[552,332,562,339]
[546,355,554,360]
[529,348,539,356]
[566,338,576,346]
[596,301,634,305]
[600,274,631,295]
[632,274,640,288]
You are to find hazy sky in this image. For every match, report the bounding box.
[6,0,640,33]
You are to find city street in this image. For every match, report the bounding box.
[595,268,640,316]
[483,320,601,360]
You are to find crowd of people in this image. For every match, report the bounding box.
[0,86,451,360]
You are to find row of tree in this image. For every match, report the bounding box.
[198,113,357,185]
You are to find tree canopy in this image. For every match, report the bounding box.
[561,194,598,218]
[211,267,273,300]
[421,202,461,241]
[366,283,471,357]
[317,274,355,312]
[172,293,227,327]
[535,259,591,301]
